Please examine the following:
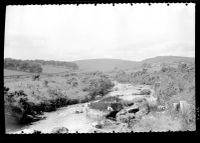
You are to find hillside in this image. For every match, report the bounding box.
[41,65,71,74]
[73,59,140,72]
[72,56,195,72]
[141,56,194,64]
[4,56,195,74]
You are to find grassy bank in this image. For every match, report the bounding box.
[109,62,195,130]
[4,71,114,124]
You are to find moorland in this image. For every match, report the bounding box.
[4,56,195,133]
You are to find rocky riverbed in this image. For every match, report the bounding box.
[7,82,182,134]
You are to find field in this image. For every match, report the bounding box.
[41,65,71,74]
[4,70,114,128]
[4,69,31,76]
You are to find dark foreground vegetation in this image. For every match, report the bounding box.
[4,71,114,124]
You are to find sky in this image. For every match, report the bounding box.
[4,3,195,62]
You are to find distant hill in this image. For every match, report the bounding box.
[4,56,195,75]
[72,59,140,71]
[139,56,195,72]
[73,56,195,72]
[141,56,195,64]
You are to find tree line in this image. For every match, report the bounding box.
[4,58,43,73]
[4,58,79,73]
[33,59,78,69]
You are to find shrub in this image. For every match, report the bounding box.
[4,86,81,124]
[180,104,196,131]
[44,80,48,87]
[83,73,114,99]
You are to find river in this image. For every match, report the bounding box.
[6,82,181,133]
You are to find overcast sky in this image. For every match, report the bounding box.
[4,3,195,62]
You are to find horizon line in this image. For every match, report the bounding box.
[4,55,195,63]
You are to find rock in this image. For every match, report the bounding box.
[179,100,190,114]
[20,129,41,134]
[33,130,42,134]
[102,119,115,127]
[21,114,39,123]
[128,108,139,114]
[105,111,119,120]
[95,95,102,100]
[139,89,151,95]
[107,106,113,111]
[117,109,127,116]
[75,110,83,114]
[110,102,123,111]
[51,127,69,133]
[92,122,103,129]
[26,114,34,119]
[157,105,166,111]
[95,124,103,129]
[135,108,148,119]
[91,122,98,127]
[114,87,119,91]
[173,102,180,112]
[116,113,135,123]
[131,97,147,104]
[116,101,150,123]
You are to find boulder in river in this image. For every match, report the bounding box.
[51,127,69,133]
[20,129,41,134]
[92,122,103,129]
[75,110,84,114]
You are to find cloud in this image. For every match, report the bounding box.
[4,4,195,61]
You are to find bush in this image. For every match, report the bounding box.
[44,80,48,87]
[83,73,114,100]
[4,86,81,124]
[180,104,196,131]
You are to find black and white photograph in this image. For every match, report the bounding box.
[4,3,195,134]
